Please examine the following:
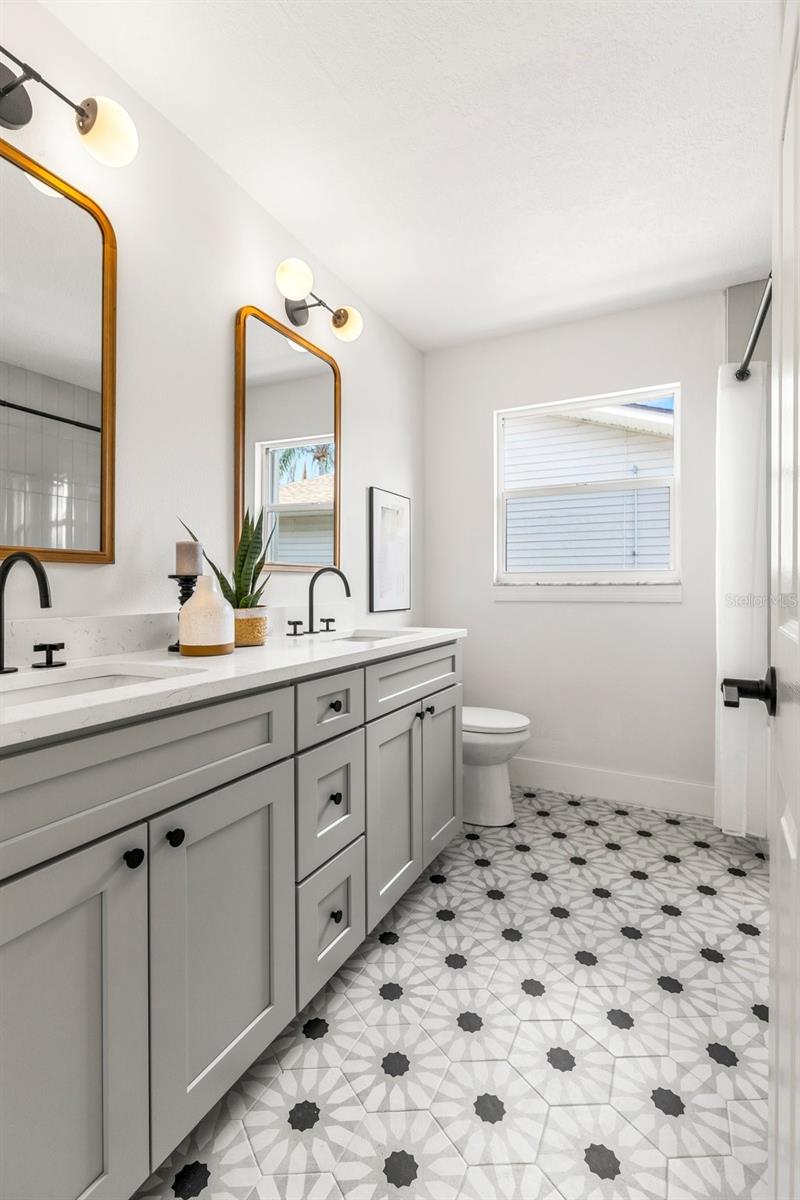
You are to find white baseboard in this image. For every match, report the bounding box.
[509,755,714,818]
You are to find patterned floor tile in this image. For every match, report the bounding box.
[666,1156,769,1199]
[489,958,579,1020]
[611,1055,731,1157]
[342,959,435,1026]
[537,1103,667,1199]
[342,1023,449,1111]
[414,929,498,990]
[273,992,365,1071]
[727,1098,769,1166]
[335,1109,466,1198]
[544,938,631,987]
[509,1019,614,1105]
[430,1059,548,1164]
[457,1163,561,1199]
[572,986,670,1056]
[250,1174,343,1199]
[421,986,520,1061]
[136,1106,260,1200]
[626,972,720,1020]
[243,1068,362,1174]
[669,1014,768,1099]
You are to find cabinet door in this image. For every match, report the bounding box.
[0,828,149,1200]
[365,703,423,929]
[296,728,366,880]
[421,684,463,868]
[149,761,295,1167]
[296,836,366,1008]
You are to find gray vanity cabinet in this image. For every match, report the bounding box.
[421,683,463,867]
[365,702,424,928]
[148,761,295,1167]
[0,826,150,1200]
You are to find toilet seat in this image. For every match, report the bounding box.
[462,706,530,735]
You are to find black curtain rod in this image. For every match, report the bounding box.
[736,274,772,381]
[0,397,101,433]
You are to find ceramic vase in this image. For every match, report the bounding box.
[234,607,268,647]
[179,575,234,656]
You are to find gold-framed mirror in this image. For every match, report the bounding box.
[235,306,341,572]
[0,139,116,562]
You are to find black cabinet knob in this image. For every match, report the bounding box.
[166,828,185,847]
[414,710,425,721]
[329,699,343,713]
[123,848,145,869]
[331,909,344,924]
[330,792,344,805]
[425,705,436,715]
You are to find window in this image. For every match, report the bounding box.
[495,385,680,589]
[257,434,335,566]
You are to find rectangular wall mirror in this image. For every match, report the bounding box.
[0,139,116,562]
[235,306,340,571]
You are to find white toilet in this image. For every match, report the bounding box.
[462,706,531,826]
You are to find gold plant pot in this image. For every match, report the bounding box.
[234,608,268,647]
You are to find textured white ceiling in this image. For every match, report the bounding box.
[40,0,778,349]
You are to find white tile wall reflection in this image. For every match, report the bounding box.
[0,360,101,551]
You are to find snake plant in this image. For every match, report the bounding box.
[180,509,274,608]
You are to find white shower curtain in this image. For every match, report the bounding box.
[714,362,769,837]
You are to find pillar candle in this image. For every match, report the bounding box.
[176,540,203,575]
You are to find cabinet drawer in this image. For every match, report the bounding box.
[296,728,366,880]
[365,642,462,721]
[296,669,365,750]
[0,686,294,882]
[296,837,365,1008]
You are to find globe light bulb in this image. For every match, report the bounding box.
[275,258,314,301]
[331,306,364,342]
[76,96,138,167]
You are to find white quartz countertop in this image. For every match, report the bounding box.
[0,627,466,752]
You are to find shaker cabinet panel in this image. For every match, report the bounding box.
[365,642,461,721]
[296,669,365,750]
[148,761,295,1167]
[421,685,463,868]
[0,827,149,1200]
[296,727,366,879]
[365,703,423,929]
[296,836,366,1007]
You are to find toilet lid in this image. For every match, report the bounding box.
[463,706,530,735]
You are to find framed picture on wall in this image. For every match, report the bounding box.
[369,487,411,612]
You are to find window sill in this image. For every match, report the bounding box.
[492,583,683,604]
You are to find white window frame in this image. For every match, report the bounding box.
[255,432,335,522]
[494,383,681,598]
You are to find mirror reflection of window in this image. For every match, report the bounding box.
[243,312,338,569]
[0,155,104,553]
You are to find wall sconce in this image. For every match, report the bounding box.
[275,258,364,343]
[0,43,138,167]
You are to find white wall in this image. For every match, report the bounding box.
[1,1,424,627]
[423,292,725,814]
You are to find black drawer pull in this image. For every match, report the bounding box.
[331,909,344,924]
[166,828,185,848]
[426,705,436,715]
[123,848,145,870]
[329,699,343,713]
[330,792,344,805]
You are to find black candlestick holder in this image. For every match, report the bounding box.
[167,573,198,652]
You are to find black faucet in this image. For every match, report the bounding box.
[307,567,351,634]
[0,551,53,674]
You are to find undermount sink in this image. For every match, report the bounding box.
[336,629,411,642]
[0,662,203,707]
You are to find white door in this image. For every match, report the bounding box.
[769,4,800,1196]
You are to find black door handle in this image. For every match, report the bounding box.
[721,667,777,716]
[166,828,185,847]
[331,909,344,924]
[329,699,343,713]
[330,792,343,805]
[123,848,145,869]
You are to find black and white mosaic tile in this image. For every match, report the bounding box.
[133,786,769,1200]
